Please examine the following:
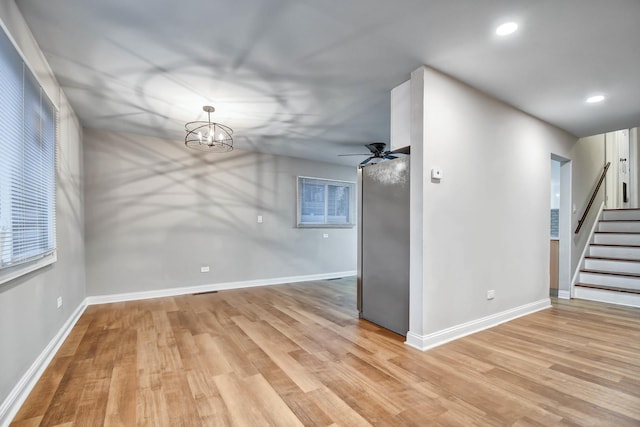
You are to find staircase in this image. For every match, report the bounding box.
[575,208,640,307]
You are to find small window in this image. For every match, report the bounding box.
[297,177,355,228]
[0,25,57,285]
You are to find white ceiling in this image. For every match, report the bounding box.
[15,0,640,166]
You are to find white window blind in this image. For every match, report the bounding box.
[0,25,57,278]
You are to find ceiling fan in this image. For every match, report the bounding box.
[339,142,410,167]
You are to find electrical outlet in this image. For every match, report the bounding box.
[487,290,495,300]
[201,266,210,273]
[323,233,329,239]
[257,215,263,223]
[57,296,63,308]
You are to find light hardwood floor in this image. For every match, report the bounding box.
[11,278,640,426]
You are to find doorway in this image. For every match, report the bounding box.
[605,129,632,209]
[551,154,571,299]
[550,159,560,296]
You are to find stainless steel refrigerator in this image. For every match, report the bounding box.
[357,156,410,336]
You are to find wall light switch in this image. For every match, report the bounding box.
[257,215,263,223]
[431,168,443,180]
[201,266,210,273]
[487,290,495,300]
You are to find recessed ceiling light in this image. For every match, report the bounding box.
[496,22,518,36]
[586,95,605,104]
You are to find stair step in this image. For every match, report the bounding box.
[598,220,640,232]
[585,256,640,262]
[574,284,640,308]
[578,269,640,291]
[589,244,640,247]
[594,232,640,236]
[593,232,640,245]
[584,257,640,274]
[602,209,640,221]
[580,269,640,278]
[589,244,640,259]
[575,283,640,294]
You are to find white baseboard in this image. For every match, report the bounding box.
[558,290,571,300]
[405,331,426,350]
[86,271,357,305]
[0,300,87,427]
[404,298,551,351]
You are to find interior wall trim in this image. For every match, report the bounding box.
[0,300,87,427]
[86,271,357,305]
[404,298,551,351]
[558,290,571,299]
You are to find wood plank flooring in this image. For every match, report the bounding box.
[11,278,640,426]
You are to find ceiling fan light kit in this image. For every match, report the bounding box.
[185,106,234,152]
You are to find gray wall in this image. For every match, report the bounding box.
[566,134,606,274]
[0,0,85,414]
[84,128,357,296]
[409,66,579,336]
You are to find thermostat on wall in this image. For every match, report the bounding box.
[431,168,442,180]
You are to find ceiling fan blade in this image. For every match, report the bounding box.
[390,145,410,155]
[359,157,374,166]
[338,153,371,156]
[365,142,386,154]
[383,154,398,160]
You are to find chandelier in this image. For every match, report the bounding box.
[184,106,233,152]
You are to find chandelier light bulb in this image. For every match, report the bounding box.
[185,105,234,152]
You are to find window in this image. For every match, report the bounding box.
[297,177,355,227]
[0,25,57,284]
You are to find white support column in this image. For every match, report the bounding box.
[405,68,427,349]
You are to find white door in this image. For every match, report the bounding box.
[619,129,630,208]
[605,129,631,209]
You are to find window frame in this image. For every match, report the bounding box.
[296,176,356,228]
[0,20,58,286]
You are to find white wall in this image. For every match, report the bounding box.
[566,134,606,273]
[405,66,580,348]
[84,128,357,297]
[390,80,410,151]
[551,160,561,210]
[0,1,85,422]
